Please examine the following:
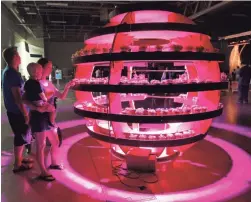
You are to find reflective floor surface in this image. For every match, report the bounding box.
[1,89,251,202]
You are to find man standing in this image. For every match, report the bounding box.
[2,47,33,173]
[232,69,236,81]
[238,60,251,104]
[161,68,166,81]
[95,68,100,78]
[236,66,240,81]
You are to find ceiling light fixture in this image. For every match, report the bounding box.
[46,2,68,7]
[26,12,37,15]
[50,21,67,24]
[219,31,251,40]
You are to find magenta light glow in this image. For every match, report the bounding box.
[212,122,251,138]
[49,126,251,202]
[73,8,223,161]
[85,31,210,46]
[108,10,194,26]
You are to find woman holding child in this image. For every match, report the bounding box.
[24,60,75,181]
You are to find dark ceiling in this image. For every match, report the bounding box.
[3,1,251,42]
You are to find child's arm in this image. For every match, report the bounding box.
[39,92,48,102]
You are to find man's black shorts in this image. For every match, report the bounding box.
[7,112,30,147]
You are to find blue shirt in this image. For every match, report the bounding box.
[2,66,24,114]
[239,65,251,86]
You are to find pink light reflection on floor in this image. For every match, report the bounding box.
[50,124,251,202]
[212,122,251,138]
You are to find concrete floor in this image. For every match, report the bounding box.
[1,88,251,202]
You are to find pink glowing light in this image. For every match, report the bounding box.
[74,9,222,160]
[212,122,251,138]
[85,31,209,45]
[49,126,251,202]
[108,10,194,26]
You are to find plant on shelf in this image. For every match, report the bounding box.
[75,50,80,57]
[186,46,193,52]
[83,49,90,55]
[120,46,130,52]
[91,48,98,54]
[139,45,147,52]
[79,49,85,56]
[102,48,109,53]
[196,46,205,52]
[155,45,163,52]
[172,44,183,52]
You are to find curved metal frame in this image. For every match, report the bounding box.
[73,51,225,64]
[75,107,223,123]
[72,82,228,93]
[86,125,207,147]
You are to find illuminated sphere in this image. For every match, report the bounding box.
[72,4,226,161]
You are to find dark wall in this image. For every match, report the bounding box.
[44,41,83,76]
[1,3,44,70]
[241,44,251,64]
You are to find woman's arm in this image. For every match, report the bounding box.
[54,80,75,100]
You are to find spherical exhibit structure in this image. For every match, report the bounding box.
[72,4,227,161]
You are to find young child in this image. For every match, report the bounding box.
[24,63,56,126]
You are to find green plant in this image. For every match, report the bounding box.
[83,49,90,55]
[120,46,129,52]
[79,49,85,56]
[186,46,193,52]
[172,44,183,52]
[196,46,205,52]
[103,48,108,53]
[91,48,97,54]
